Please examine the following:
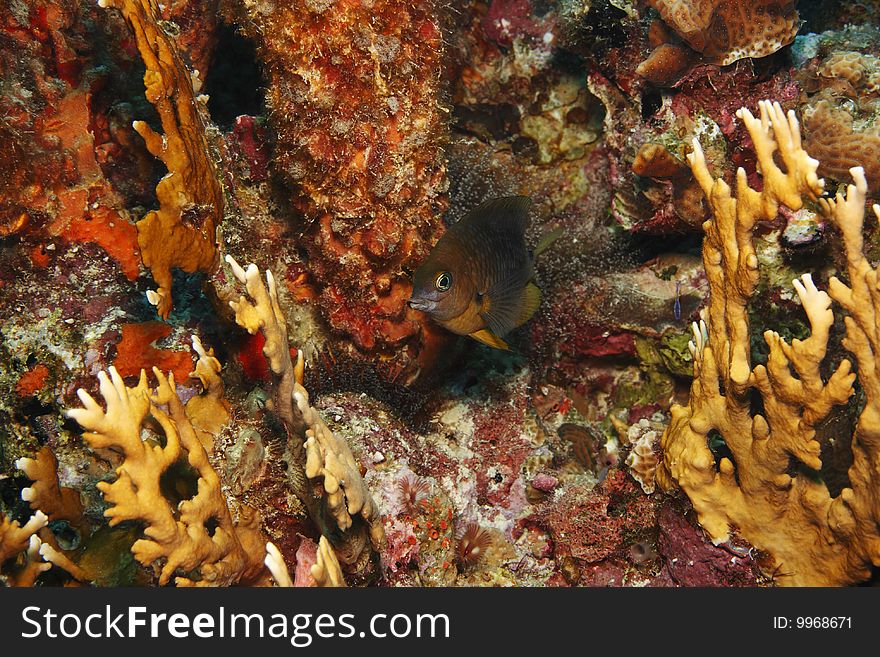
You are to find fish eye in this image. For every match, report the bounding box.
[435,272,452,291]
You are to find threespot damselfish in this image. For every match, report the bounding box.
[408,196,558,350]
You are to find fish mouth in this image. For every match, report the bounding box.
[408,297,436,312]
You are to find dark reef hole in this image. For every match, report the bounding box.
[15,397,55,434]
[49,520,81,551]
[302,346,436,432]
[159,460,201,510]
[706,429,737,481]
[559,0,629,59]
[815,398,857,497]
[89,10,164,208]
[204,516,220,537]
[859,565,880,586]
[203,23,266,129]
[784,453,822,483]
[797,0,855,33]
[627,230,702,264]
[749,387,766,422]
[641,88,663,122]
[0,473,32,524]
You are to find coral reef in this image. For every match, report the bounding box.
[5,0,880,592]
[660,100,880,586]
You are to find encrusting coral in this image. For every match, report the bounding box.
[100,0,224,319]
[225,256,385,584]
[659,100,880,586]
[638,0,799,85]
[623,419,661,495]
[800,44,880,194]
[65,340,265,586]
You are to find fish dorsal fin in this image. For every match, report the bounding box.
[533,227,563,257]
[479,274,540,337]
[470,329,510,350]
[466,196,532,236]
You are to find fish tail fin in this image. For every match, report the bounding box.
[515,282,541,328]
[470,329,510,350]
[533,228,563,258]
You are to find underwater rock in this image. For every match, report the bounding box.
[227,0,449,374]
[657,502,760,586]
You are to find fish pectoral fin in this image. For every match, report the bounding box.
[469,329,510,350]
[480,279,542,336]
[517,282,541,327]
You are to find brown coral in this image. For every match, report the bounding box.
[645,0,798,65]
[631,142,708,227]
[624,419,660,494]
[817,51,880,93]
[659,100,880,586]
[230,0,447,366]
[797,38,880,194]
[101,0,223,319]
[638,0,798,85]
[66,342,264,586]
[802,102,880,195]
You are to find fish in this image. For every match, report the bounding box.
[673,280,682,321]
[408,196,552,350]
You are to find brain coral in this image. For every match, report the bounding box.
[803,100,880,193]
[645,0,799,66]
[801,45,880,193]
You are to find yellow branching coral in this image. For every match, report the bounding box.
[185,335,231,449]
[311,536,346,588]
[101,0,223,319]
[659,100,880,586]
[0,512,48,582]
[225,256,384,581]
[263,537,346,587]
[16,446,84,529]
[264,541,294,587]
[66,341,264,586]
[300,384,381,542]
